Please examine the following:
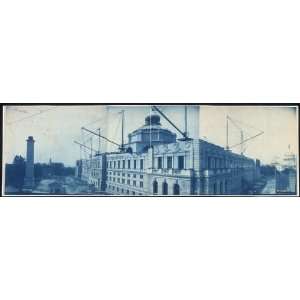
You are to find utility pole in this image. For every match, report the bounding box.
[90,137,93,158]
[184,105,188,137]
[121,110,125,151]
[275,166,277,194]
[226,115,264,153]
[241,130,244,155]
[98,128,101,154]
[226,115,229,150]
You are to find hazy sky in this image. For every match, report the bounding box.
[3,105,298,166]
[200,105,298,164]
[3,105,199,166]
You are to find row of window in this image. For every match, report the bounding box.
[108,177,144,188]
[108,172,143,179]
[152,180,180,195]
[91,160,101,169]
[107,185,143,196]
[91,169,101,177]
[212,180,228,194]
[207,156,253,169]
[156,156,185,170]
[83,160,102,169]
[108,159,144,170]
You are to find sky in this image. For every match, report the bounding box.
[3,105,298,166]
[3,105,199,166]
[200,105,298,164]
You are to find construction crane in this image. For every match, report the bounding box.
[78,109,125,154]
[226,115,264,155]
[81,126,122,149]
[74,140,98,154]
[119,110,125,151]
[151,105,192,141]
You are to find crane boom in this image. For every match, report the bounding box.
[227,115,264,154]
[74,140,98,152]
[227,116,243,131]
[151,105,191,140]
[81,127,120,147]
[229,131,264,149]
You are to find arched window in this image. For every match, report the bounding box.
[173,183,180,195]
[153,180,158,194]
[162,181,168,195]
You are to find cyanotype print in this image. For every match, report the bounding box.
[2,105,298,196]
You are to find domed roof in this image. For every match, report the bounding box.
[126,112,177,152]
[145,114,161,126]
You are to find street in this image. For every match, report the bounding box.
[261,176,276,195]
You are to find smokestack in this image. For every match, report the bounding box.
[23,136,35,191]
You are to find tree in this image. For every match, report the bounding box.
[5,155,26,191]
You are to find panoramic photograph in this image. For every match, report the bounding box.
[2,104,298,196]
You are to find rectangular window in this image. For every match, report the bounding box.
[109,161,112,168]
[122,179,125,184]
[140,159,144,170]
[122,173,125,177]
[113,161,116,169]
[158,157,163,169]
[128,160,131,169]
[133,174,136,178]
[167,156,173,169]
[118,161,120,169]
[178,156,184,170]
[140,181,143,188]
[122,160,125,169]
[140,174,143,179]
[208,157,212,169]
[127,179,130,185]
[133,180,136,186]
[134,160,137,169]
[127,174,130,177]
[213,183,217,194]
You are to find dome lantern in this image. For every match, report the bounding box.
[145,114,161,126]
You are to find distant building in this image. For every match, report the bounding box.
[282,146,297,170]
[276,147,297,194]
[76,113,261,195]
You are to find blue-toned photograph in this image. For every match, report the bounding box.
[2,104,298,196]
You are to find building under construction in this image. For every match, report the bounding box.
[75,106,262,195]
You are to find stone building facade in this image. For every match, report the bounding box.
[76,113,261,195]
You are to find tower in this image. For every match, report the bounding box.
[23,136,35,191]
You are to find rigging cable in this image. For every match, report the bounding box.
[6,106,59,125]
